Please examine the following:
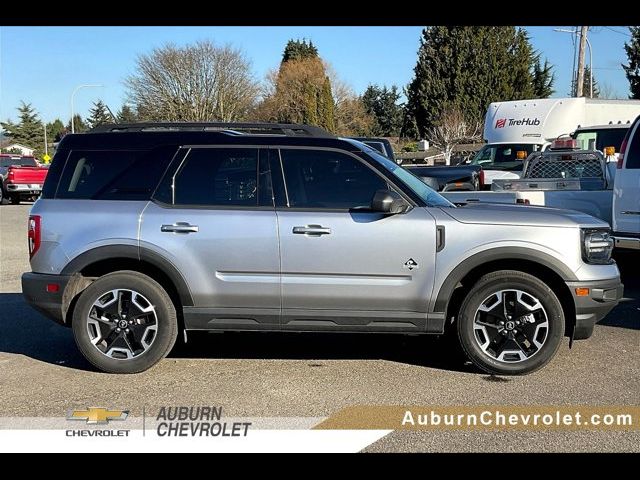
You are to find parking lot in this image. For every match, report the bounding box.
[0,203,638,452]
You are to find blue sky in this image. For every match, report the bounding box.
[0,26,633,124]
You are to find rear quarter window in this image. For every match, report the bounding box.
[54,147,177,200]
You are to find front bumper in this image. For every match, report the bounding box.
[22,272,73,325]
[566,277,624,340]
[612,232,640,250]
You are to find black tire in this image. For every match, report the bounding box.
[72,271,178,374]
[0,187,4,205]
[457,270,565,376]
[9,195,20,205]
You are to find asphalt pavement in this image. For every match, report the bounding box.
[0,203,638,452]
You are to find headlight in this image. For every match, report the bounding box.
[581,229,614,264]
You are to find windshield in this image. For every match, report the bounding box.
[353,141,455,208]
[470,143,542,171]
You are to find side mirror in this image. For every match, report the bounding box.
[371,189,410,214]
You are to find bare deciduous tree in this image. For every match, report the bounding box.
[428,108,481,165]
[126,41,259,122]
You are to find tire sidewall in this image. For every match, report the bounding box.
[72,272,177,374]
[458,274,565,375]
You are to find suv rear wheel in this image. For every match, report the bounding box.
[457,270,565,375]
[72,271,178,373]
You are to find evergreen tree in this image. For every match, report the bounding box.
[66,114,88,133]
[623,27,640,99]
[117,104,138,123]
[282,39,318,63]
[302,83,318,125]
[0,102,45,158]
[404,26,552,138]
[571,65,599,98]
[87,100,112,129]
[261,40,335,131]
[532,57,555,98]
[317,77,336,132]
[362,84,403,136]
[46,119,65,143]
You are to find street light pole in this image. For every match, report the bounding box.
[71,84,103,133]
[585,35,593,98]
[43,124,48,157]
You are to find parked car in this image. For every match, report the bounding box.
[349,137,396,162]
[612,116,640,250]
[23,122,622,375]
[0,154,48,204]
[405,164,483,191]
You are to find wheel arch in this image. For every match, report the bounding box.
[434,248,577,336]
[60,245,193,324]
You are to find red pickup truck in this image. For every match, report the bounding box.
[0,154,49,205]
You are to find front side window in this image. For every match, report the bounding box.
[173,148,261,206]
[280,149,388,209]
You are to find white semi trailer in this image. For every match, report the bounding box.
[467,97,640,187]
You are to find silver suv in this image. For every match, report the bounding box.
[22,123,623,375]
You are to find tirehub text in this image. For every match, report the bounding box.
[496,117,541,128]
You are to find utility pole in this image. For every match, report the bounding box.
[576,26,589,97]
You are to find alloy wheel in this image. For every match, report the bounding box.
[86,289,158,360]
[473,289,549,363]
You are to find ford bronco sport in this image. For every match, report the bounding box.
[22,123,623,375]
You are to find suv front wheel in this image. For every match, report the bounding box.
[72,271,178,373]
[457,270,565,375]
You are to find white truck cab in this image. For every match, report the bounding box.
[613,116,640,250]
[471,98,640,188]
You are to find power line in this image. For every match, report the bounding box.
[604,26,631,37]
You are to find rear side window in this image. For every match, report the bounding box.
[173,148,261,206]
[55,147,176,200]
[280,149,387,209]
[627,126,640,169]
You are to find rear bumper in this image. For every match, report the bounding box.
[5,183,42,194]
[22,272,73,325]
[566,278,624,340]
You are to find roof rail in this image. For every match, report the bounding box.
[88,122,335,138]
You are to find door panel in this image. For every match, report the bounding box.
[273,147,437,331]
[614,121,640,234]
[141,147,280,329]
[277,208,436,315]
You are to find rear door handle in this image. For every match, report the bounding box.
[292,225,331,236]
[161,222,199,233]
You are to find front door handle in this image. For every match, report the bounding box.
[161,222,199,233]
[292,225,331,236]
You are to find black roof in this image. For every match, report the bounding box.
[60,122,356,151]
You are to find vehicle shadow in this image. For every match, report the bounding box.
[0,293,474,373]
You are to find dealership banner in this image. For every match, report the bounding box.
[1,405,637,452]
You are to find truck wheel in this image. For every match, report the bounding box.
[457,270,564,375]
[72,271,178,374]
[9,195,20,205]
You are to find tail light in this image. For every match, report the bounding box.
[478,169,485,190]
[617,133,630,169]
[28,215,41,259]
[7,169,14,182]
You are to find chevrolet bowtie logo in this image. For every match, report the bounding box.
[67,408,129,425]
